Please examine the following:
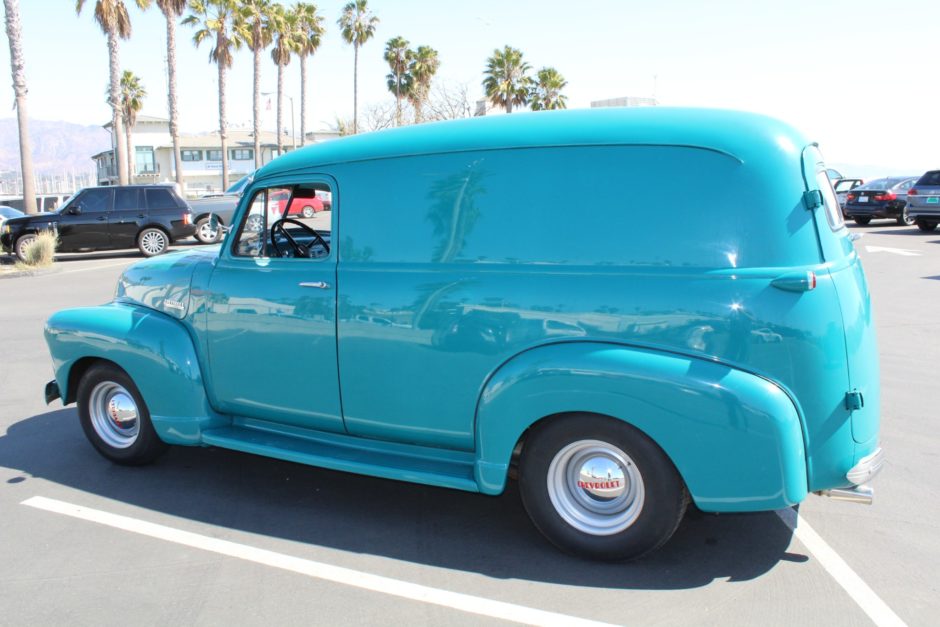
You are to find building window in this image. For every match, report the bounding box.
[230,148,254,161]
[135,146,156,174]
[206,149,223,161]
[182,149,203,162]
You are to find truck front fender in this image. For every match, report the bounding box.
[474,342,808,511]
[45,303,224,445]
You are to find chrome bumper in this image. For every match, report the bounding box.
[816,448,883,505]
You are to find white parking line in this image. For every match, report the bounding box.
[776,508,906,627]
[22,496,616,627]
[48,260,135,276]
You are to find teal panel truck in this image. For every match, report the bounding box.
[44,108,883,560]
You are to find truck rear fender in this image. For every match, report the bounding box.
[473,342,808,511]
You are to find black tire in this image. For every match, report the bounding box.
[896,206,914,226]
[301,205,315,218]
[853,217,871,225]
[916,220,938,232]
[14,233,36,261]
[195,216,221,244]
[137,227,169,257]
[76,363,167,465]
[518,414,687,561]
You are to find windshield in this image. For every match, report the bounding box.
[55,191,80,212]
[225,173,254,195]
[857,178,908,190]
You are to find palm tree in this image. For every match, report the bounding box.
[3,0,36,213]
[529,67,568,111]
[294,2,324,147]
[270,3,300,155]
[155,0,187,189]
[184,0,240,190]
[234,0,273,170]
[384,36,411,126]
[482,45,531,114]
[76,0,151,186]
[118,70,146,182]
[407,45,439,124]
[337,0,378,134]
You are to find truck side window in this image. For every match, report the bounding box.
[816,170,844,230]
[233,184,332,259]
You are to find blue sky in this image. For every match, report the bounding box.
[2,0,938,175]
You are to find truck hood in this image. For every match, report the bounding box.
[115,245,220,319]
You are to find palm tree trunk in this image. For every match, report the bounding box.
[125,124,133,183]
[352,43,358,134]
[218,62,229,191]
[395,73,401,126]
[276,62,284,156]
[300,54,307,147]
[107,30,128,185]
[3,0,36,214]
[252,46,261,169]
[164,11,184,189]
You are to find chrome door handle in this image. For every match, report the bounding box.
[299,281,331,289]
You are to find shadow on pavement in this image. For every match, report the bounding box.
[1,408,803,589]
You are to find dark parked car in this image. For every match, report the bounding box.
[906,170,940,232]
[0,185,195,260]
[843,177,918,225]
[187,174,253,244]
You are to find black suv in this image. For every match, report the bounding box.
[1,185,196,260]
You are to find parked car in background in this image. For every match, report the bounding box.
[271,189,325,217]
[0,205,25,231]
[1,185,195,260]
[906,170,940,232]
[832,178,863,209]
[842,177,918,225]
[42,109,882,561]
[188,173,254,243]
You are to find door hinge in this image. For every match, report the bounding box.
[803,189,823,210]
[845,390,864,411]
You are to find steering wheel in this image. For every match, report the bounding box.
[270,218,330,258]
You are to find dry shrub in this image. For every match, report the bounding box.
[18,230,58,269]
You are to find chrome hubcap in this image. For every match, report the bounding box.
[547,439,645,536]
[88,382,139,448]
[141,231,166,254]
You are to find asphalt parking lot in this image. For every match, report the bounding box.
[0,222,937,626]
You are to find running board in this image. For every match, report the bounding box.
[201,422,480,493]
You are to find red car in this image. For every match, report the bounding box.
[271,189,325,218]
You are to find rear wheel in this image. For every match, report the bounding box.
[195,217,221,244]
[518,414,687,561]
[916,220,938,232]
[138,228,169,256]
[301,205,315,218]
[897,208,915,226]
[854,217,871,225]
[76,363,167,465]
[14,233,36,261]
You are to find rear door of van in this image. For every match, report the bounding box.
[803,146,880,447]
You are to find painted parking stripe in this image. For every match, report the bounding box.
[776,508,906,627]
[23,496,616,627]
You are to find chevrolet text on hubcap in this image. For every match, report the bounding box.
[89,381,139,448]
[547,439,645,535]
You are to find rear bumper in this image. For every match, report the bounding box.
[844,205,902,219]
[815,447,883,505]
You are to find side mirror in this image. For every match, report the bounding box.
[68,205,82,215]
[207,213,231,235]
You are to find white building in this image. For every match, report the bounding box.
[590,97,659,108]
[93,115,339,197]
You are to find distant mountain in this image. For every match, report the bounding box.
[0,118,110,175]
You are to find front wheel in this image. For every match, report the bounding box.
[138,228,169,256]
[916,220,938,232]
[518,414,687,561]
[76,363,167,465]
[14,233,37,261]
[854,217,871,225]
[301,205,315,218]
